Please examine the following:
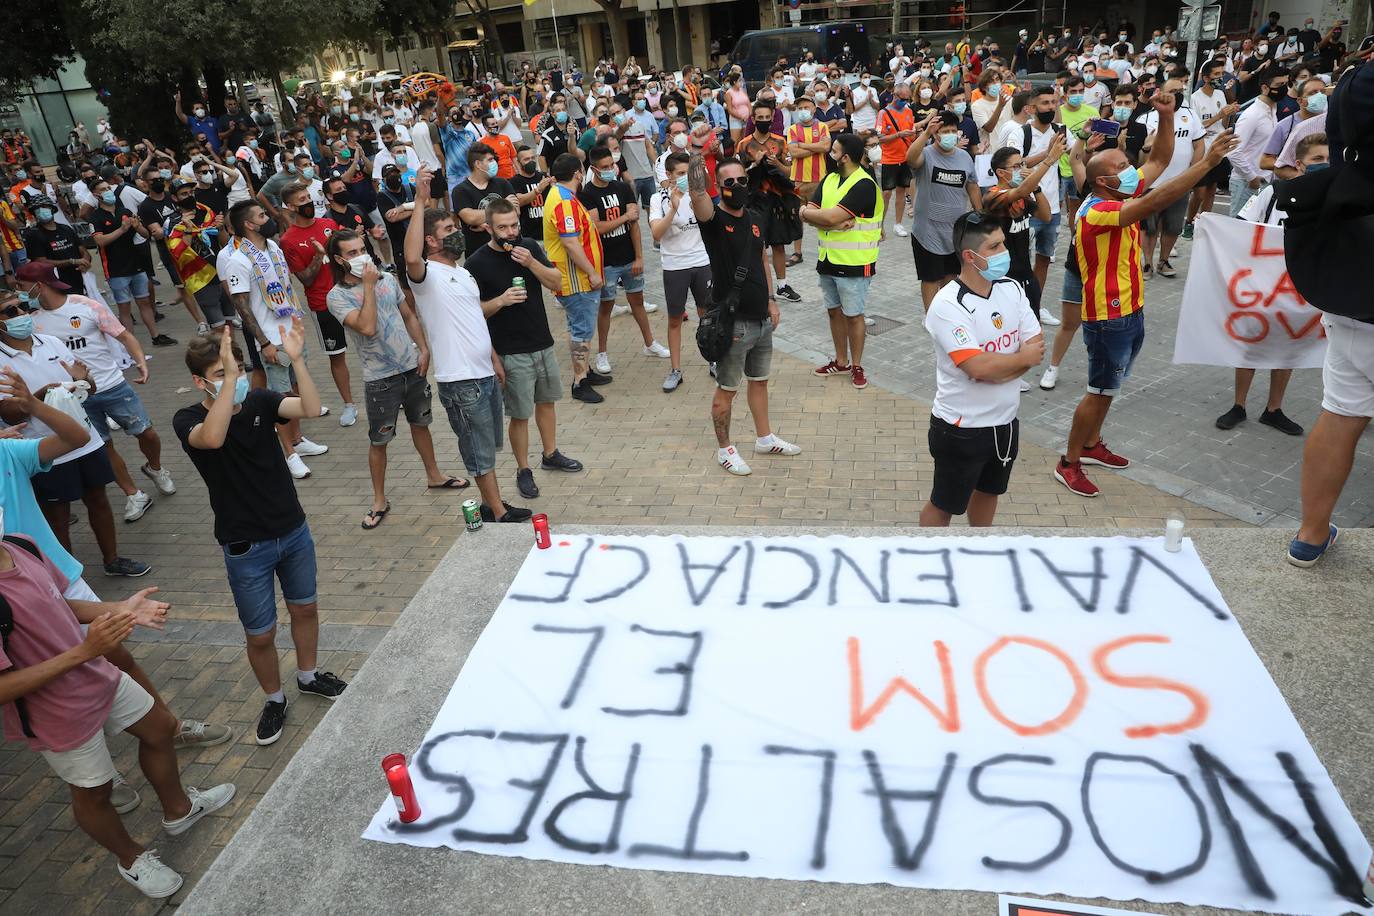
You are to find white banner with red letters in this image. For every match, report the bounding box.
[1173,213,1327,370]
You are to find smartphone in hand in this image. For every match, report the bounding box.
[1088,118,1121,138]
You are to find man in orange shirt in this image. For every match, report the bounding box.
[877,83,918,238]
[786,95,830,266]
[477,112,517,180]
[1054,103,1237,498]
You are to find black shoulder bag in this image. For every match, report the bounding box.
[696,265,747,363]
[0,535,46,738]
[1278,66,1374,322]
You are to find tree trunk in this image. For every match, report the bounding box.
[670,0,688,73]
[434,31,447,76]
[890,0,902,34]
[203,63,228,115]
[595,0,630,62]
[271,70,294,129]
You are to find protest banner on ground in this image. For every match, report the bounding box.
[364,534,1372,916]
[1174,213,1327,370]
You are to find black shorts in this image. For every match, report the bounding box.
[663,265,713,317]
[32,447,116,503]
[1195,158,1230,189]
[314,309,347,356]
[927,415,1019,515]
[764,197,803,247]
[881,163,913,191]
[911,235,960,282]
[1009,268,1042,319]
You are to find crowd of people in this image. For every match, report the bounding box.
[0,9,1371,899]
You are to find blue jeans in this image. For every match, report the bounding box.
[437,376,503,477]
[557,290,599,341]
[818,274,871,317]
[633,176,656,212]
[107,272,150,304]
[1029,211,1061,259]
[600,262,646,301]
[1228,174,1259,218]
[222,521,318,636]
[1082,310,1146,395]
[82,381,151,441]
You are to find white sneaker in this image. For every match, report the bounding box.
[162,783,237,836]
[754,435,801,456]
[864,317,876,326]
[593,352,613,375]
[285,453,311,479]
[294,437,329,457]
[105,416,121,432]
[718,445,752,476]
[195,322,210,335]
[609,303,630,318]
[893,224,910,238]
[1039,365,1059,390]
[643,341,671,358]
[642,301,660,314]
[124,490,153,523]
[112,773,141,814]
[339,403,358,427]
[1040,311,1062,327]
[118,850,183,899]
[141,464,176,495]
[1019,379,1032,392]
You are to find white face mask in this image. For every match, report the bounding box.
[919,88,933,101]
[671,133,689,150]
[866,146,881,163]
[347,254,370,277]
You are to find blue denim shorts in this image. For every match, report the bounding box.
[222,521,318,636]
[82,381,151,441]
[1028,211,1061,260]
[600,261,647,301]
[1061,267,1083,305]
[107,272,150,304]
[438,376,503,476]
[818,274,871,317]
[557,291,600,341]
[1082,310,1146,396]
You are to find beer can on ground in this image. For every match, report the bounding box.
[382,753,421,823]
[461,499,483,531]
[532,513,551,549]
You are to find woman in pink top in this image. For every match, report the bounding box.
[725,71,751,142]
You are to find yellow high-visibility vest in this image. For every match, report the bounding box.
[816,167,883,271]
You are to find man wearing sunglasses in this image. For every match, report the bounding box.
[686,153,800,476]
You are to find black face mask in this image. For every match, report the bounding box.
[331,191,350,206]
[260,216,279,238]
[296,202,315,219]
[176,196,196,210]
[1035,109,1056,125]
[754,120,772,134]
[149,179,166,193]
[440,232,465,256]
[720,185,748,209]
[521,160,537,175]
[384,177,402,191]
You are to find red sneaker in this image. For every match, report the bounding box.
[851,365,869,389]
[1079,440,1130,468]
[813,359,851,378]
[1054,459,1100,497]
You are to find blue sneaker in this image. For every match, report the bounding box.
[1287,524,1339,568]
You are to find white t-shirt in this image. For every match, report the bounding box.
[1142,107,1204,185]
[1082,80,1112,112]
[925,278,1041,428]
[799,62,819,82]
[115,183,149,247]
[410,119,443,170]
[72,180,97,210]
[0,335,105,465]
[392,122,414,145]
[221,239,298,347]
[410,259,495,383]
[1106,58,1136,83]
[850,87,878,133]
[996,122,1061,215]
[1190,87,1227,149]
[30,295,130,391]
[970,95,1009,147]
[373,147,419,181]
[1239,184,1287,225]
[649,188,710,271]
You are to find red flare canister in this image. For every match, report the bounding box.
[382,753,421,823]
[532,513,551,549]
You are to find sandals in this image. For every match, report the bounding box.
[427,477,470,490]
[785,253,803,267]
[361,502,391,530]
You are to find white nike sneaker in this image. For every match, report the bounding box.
[285,453,311,479]
[294,437,329,457]
[718,445,752,476]
[643,341,671,358]
[609,303,630,318]
[593,352,613,375]
[162,783,237,836]
[118,850,183,899]
[1040,311,1062,327]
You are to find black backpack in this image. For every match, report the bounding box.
[0,535,45,738]
[1278,65,1374,323]
[696,265,747,363]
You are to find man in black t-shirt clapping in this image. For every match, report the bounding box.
[687,153,801,476]
[465,198,584,501]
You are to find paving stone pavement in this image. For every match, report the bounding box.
[2,199,1325,914]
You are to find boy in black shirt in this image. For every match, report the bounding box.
[323,176,382,263]
[687,154,800,476]
[511,146,553,239]
[172,325,347,747]
[22,196,89,294]
[88,177,172,345]
[451,145,516,260]
[465,198,583,500]
[579,145,666,377]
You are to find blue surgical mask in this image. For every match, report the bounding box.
[4,315,34,339]
[14,170,26,180]
[302,167,316,179]
[797,108,814,122]
[394,155,407,169]
[598,168,617,182]
[1068,93,1085,106]
[614,113,626,125]
[633,100,645,111]
[938,133,959,151]
[1113,105,1133,122]
[1009,170,1025,187]
[35,207,53,222]
[1115,165,1140,195]
[249,139,259,149]
[893,99,908,110]
[384,116,395,125]
[1306,92,1327,114]
[675,175,689,192]
[952,102,967,115]
[555,110,569,124]
[976,249,1012,282]
[1303,161,1330,173]
[159,168,172,179]
[1084,72,1097,84]
[486,161,500,178]
[100,190,117,205]
[206,375,250,405]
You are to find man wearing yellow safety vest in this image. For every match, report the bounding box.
[800,134,882,391]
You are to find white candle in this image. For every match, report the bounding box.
[1164,516,1185,552]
